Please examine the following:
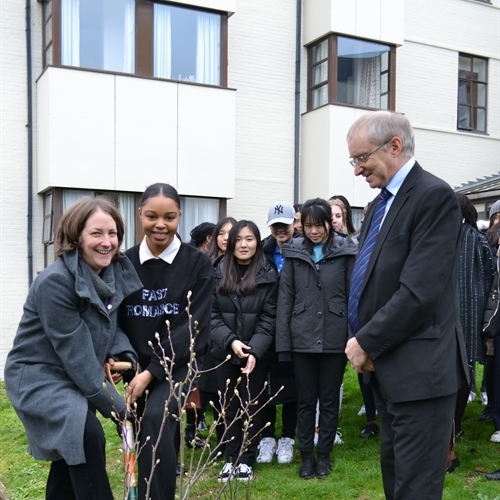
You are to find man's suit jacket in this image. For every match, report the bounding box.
[356,162,468,403]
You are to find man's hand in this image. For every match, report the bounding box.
[345,337,370,373]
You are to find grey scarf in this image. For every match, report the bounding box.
[80,259,116,300]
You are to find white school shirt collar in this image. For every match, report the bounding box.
[139,235,181,264]
[381,157,416,222]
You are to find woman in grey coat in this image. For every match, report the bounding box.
[4,196,142,500]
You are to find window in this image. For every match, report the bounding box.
[154,3,221,85]
[61,0,135,73]
[43,191,55,267]
[43,0,53,67]
[308,35,396,111]
[458,54,488,133]
[50,0,227,86]
[42,188,225,267]
[179,197,220,242]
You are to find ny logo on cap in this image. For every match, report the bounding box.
[275,205,284,215]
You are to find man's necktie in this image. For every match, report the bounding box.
[348,188,392,334]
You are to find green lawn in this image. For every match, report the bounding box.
[2,367,500,499]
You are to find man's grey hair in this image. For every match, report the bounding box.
[347,111,415,157]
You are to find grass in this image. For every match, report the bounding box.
[2,367,500,499]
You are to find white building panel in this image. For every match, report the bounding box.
[397,43,458,131]
[167,0,235,14]
[37,67,116,191]
[37,67,236,197]
[301,105,374,207]
[227,0,296,229]
[405,0,500,59]
[177,84,235,198]
[115,76,178,192]
[304,0,404,46]
[411,128,500,189]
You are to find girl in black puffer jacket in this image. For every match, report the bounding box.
[211,220,278,482]
[276,198,357,480]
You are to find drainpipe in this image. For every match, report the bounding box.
[26,0,34,285]
[293,0,302,205]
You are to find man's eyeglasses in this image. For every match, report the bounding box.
[349,141,389,167]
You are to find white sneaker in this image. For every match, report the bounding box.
[314,428,319,446]
[218,462,235,483]
[468,391,476,404]
[490,431,500,443]
[235,463,253,482]
[334,430,343,445]
[276,437,294,464]
[256,437,277,463]
[481,392,489,406]
[358,405,366,416]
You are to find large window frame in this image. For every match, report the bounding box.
[307,34,396,112]
[45,0,228,87]
[458,53,488,134]
[42,188,226,267]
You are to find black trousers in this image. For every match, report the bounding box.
[292,352,347,456]
[372,377,456,500]
[136,365,189,500]
[261,401,298,440]
[46,411,113,500]
[216,359,267,466]
[358,372,377,422]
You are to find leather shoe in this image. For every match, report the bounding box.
[315,455,332,479]
[446,457,460,474]
[479,407,493,423]
[485,468,500,480]
[360,421,379,439]
[185,426,204,448]
[299,455,316,480]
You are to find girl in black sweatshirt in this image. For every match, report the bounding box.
[119,183,213,500]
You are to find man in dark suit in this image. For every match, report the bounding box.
[345,111,468,500]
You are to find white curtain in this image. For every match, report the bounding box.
[196,12,220,85]
[179,198,219,243]
[118,193,136,250]
[61,0,80,66]
[154,4,172,79]
[358,56,381,108]
[62,189,88,211]
[123,0,135,73]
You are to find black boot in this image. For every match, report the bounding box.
[299,454,316,480]
[315,453,332,479]
[185,425,204,448]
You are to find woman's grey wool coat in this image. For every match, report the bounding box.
[4,249,142,465]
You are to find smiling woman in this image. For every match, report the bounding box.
[4,196,142,499]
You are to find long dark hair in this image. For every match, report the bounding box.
[301,198,334,254]
[207,217,237,259]
[486,221,500,248]
[456,193,478,229]
[329,195,356,234]
[218,220,264,296]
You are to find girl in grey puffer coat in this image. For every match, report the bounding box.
[275,198,357,479]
